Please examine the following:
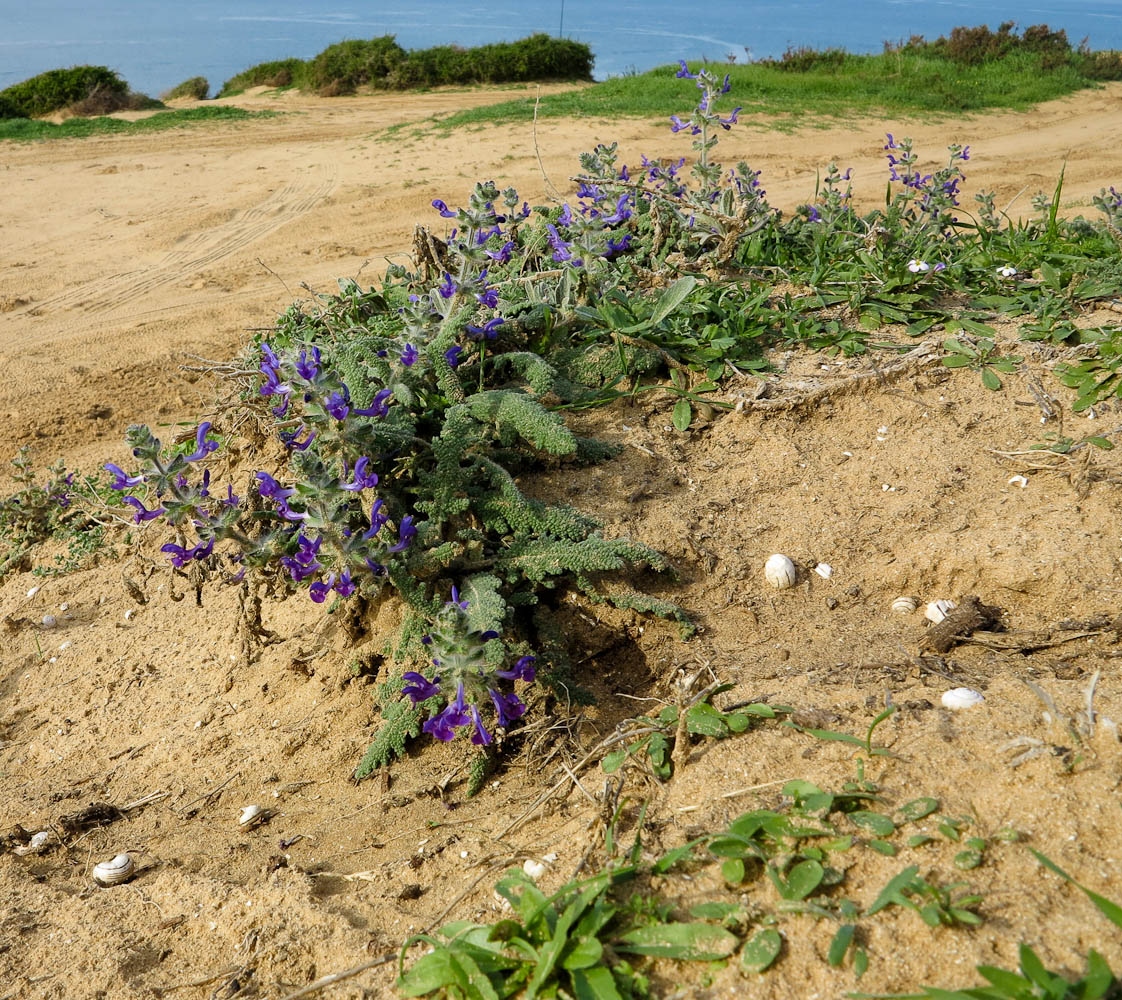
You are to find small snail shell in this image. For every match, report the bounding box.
[891,596,919,615]
[764,554,798,589]
[238,805,265,829]
[522,858,548,880]
[13,830,51,856]
[941,687,985,710]
[925,599,957,624]
[93,853,135,886]
[41,615,57,629]
[813,563,833,580]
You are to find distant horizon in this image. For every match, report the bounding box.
[4,0,1122,98]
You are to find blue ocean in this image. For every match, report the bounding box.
[2,0,1122,97]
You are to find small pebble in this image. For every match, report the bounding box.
[41,614,57,628]
[27,586,40,598]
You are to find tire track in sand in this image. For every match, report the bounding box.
[14,163,337,320]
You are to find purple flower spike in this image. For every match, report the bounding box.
[185,422,218,462]
[123,496,166,523]
[402,671,441,703]
[105,462,144,490]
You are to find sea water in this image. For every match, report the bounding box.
[2,0,1122,98]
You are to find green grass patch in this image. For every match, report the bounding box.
[425,47,1115,133]
[162,76,209,101]
[0,106,277,142]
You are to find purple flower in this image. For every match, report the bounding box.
[400,344,419,367]
[185,422,218,463]
[676,59,696,79]
[805,205,821,223]
[432,198,457,218]
[444,345,463,368]
[324,388,350,421]
[466,317,504,340]
[718,107,742,130]
[489,689,527,728]
[545,224,581,265]
[256,472,295,502]
[161,542,192,568]
[961,146,970,161]
[423,683,471,741]
[468,704,492,746]
[558,203,575,227]
[475,225,502,244]
[353,388,393,418]
[293,533,322,567]
[224,485,240,507]
[362,498,388,539]
[309,574,335,603]
[261,342,281,370]
[604,234,632,258]
[283,428,316,452]
[669,115,694,134]
[721,73,731,94]
[448,585,470,610]
[438,273,458,299]
[602,193,632,225]
[387,514,417,553]
[484,240,516,263]
[334,569,356,597]
[105,462,144,490]
[341,456,379,491]
[122,496,165,523]
[475,286,499,309]
[497,655,536,682]
[933,262,947,272]
[885,133,898,149]
[271,395,290,418]
[402,671,441,703]
[295,347,321,381]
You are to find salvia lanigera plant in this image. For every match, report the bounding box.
[106,59,1122,777]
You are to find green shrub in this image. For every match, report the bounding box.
[162,76,209,100]
[219,34,593,98]
[0,65,127,118]
[308,35,406,93]
[218,58,309,96]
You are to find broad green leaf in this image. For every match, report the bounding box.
[783,779,823,799]
[570,966,624,1000]
[849,811,895,837]
[854,947,869,979]
[721,858,746,884]
[601,749,627,774]
[783,860,824,900]
[981,367,1002,391]
[828,924,855,967]
[941,355,974,368]
[398,949,469,997]
[1083,950,1116,1000]
[869,839,897,857]
[671,398,692,432]
[615,921,738,961]
[562,936,604,970]
[742,703,776,717]
[976,964,1031,994]
[650,276,698,325]
[1019,943,1057,990]
[896,798,939,822]
[686,701,728,736]
[740,929,783,973]
[724,712,751,733]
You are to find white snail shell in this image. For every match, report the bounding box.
[891,596,919,615]
[764,554,798,589]
[941,687,985,710]
[93,853,135,886]
[41,614,57,628]
[813,563,833,580]
[522,858,548,880]
[925,599,957,624]
[238,804,265,829]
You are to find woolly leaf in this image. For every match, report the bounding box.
[355,699,423,778]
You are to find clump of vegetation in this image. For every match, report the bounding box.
[0,65,161,119]
[217,33,592,97]
[162,76,209,101]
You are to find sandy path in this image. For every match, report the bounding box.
[2,81,1121,475]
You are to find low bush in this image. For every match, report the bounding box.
[0,65,127,118]
[218,34,592,98]
[162,76,209,101]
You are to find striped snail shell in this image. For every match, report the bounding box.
[93,853,135,886]
[764,554,798,589]
[238,804,265,829]
[891,596,919,614]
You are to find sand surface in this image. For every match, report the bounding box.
[0,84,1121,1000]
